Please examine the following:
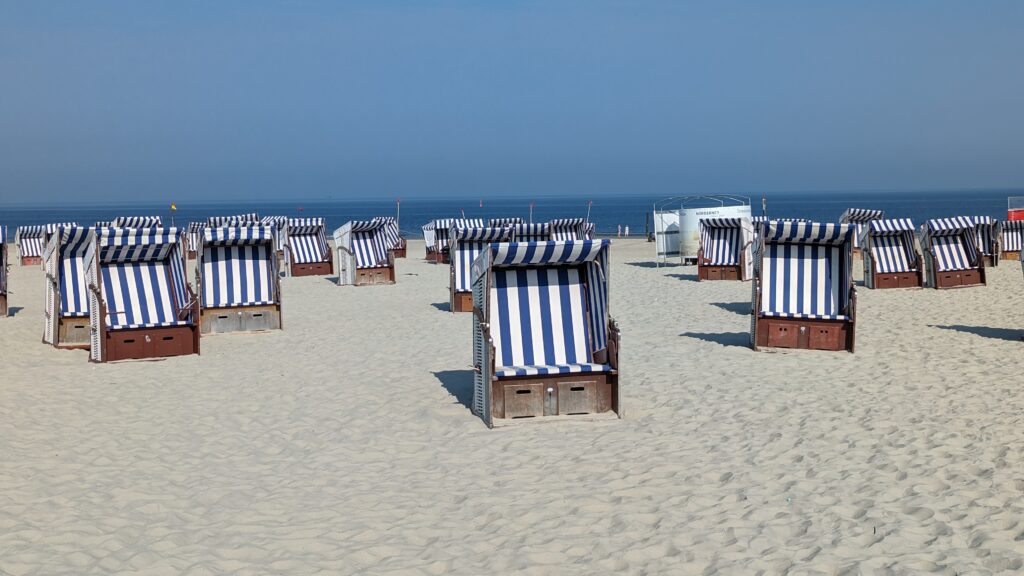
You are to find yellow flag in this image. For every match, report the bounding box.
[170,203,177,211]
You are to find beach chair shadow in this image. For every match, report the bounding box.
[930,325,1024,342]
[326,276,340,284]
[680,331,749,347]
[431,302,451,312]
[433,370,474,409]
[667,273,698,282]
[7,306,23,317]
[711,302,750,315]
[626,261,678,268]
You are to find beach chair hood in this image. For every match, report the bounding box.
[43,226,94,345]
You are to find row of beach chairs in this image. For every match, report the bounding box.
[422,217,595,264]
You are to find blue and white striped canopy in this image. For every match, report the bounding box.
[203,225,276,244]
[201,226,277,308]
[287,218,328,264]
[451,227,513,292]
[372,216,402,250]
[55,226,93,317]
[925,217,975,235]
[112,216,163,228]
[95,221,112,228]
[451,227,511,242]
[488,239,611,268]
[868,218,915,233]
[208,213,260,227]
[840,208,884,223]
[97,227,183,263]
[550,218,587,241]
[765,222,854,245]
[699,219,745,266]
[286,217,325,235]
[700,217,745,229]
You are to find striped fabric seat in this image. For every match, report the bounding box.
[348,221,389,268]
[422,222,436,253]
[489,266,611,377]
[863,218,917,274]
[511,223,551,242]
[1002,220,1024,252]
[201,226,277,308]
[923,217,978,272]
[96,228,192,330]
[760,223,853,320]
[208,213,260,227]
[57,227,93,317]
[112,216,162,228]
[699,218,742,265]
[550,218,587,241]
[372,217,402,251]
[286,218,329,264]
[451,227,511,292]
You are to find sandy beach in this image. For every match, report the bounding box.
[2,238,1024,575]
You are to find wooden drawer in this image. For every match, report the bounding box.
[766,321,800,348]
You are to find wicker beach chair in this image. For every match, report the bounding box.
[43,226,94,348]
[86,227,199,362]
[448,226,512,312]
[839,208,884,257]
[284,217,332,276]
[334,220,395,286]
[471,239,620,426]
[549,218,587,241]
[197,225,282,333]
[860,219,923,289]
[751,221,856,352]
[920,217,986,289]
[1001,220,1024,261]
[697,217,755,281]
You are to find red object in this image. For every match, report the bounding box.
[1008,209,1024,221]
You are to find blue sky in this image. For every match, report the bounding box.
[1,1,1022,203]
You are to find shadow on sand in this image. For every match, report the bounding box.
[431,302,451,312]
[680,331,750,347]
[711,302,750,316]
[930,325,1024,342]
[667,273,698,282]
[6,307,23,317]
[626,261,679,269]
[433,370,475,409]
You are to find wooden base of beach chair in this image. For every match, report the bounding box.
[490,373,618,421]
[103,325,199,362]
[355,266,395,286]
[21,256,41,266]
[201,305,281,334]
[871,271,922,289]
[698,264,741,281]
[0,294,6,317]
[290,261,333,277]
[755,317,855,352]
[427,251,448,264]
[392,247,406,259]
[1001,251,1020,261]
[933,268,986,289]
[188,250,197,260]
[56,317,91,348]
[980,255,996,267]
[452,291,473,313]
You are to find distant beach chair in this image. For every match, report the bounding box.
[17,223,77,266]
[549,218,587,241]
[427,218,484,264]
[43,226,94,348]
[112,216,163,228]
[0,226,8,317]
[860,218,923,289]
[334,220,395,286]
[207,213,260,227]
[920,217,986,289]
[372,216,406,258]
[752,221,856,352]
[260,216,289,258]
[197,225,282,334]
[839,208,884,257]
[448,225,512,312]
[86,227,200,362]
[971,216,1000,267]
[472,239,620,426]
[697,217,755,281]
[488,218,523,227]
[94,221,112,228]
[1001,220,1024,260]
[185,222,205,259]
[284,217,333,276]
[422,222,437,261]
[510,223,552,242]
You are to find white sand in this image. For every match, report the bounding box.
[2,239,1024,575]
